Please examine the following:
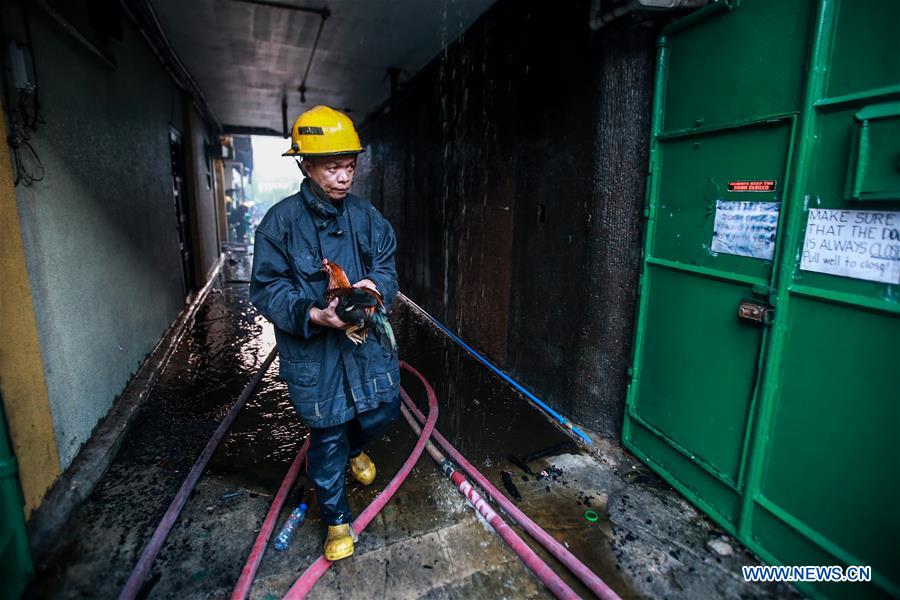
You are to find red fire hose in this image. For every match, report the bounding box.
[116,326,616,598]
[399,404,580,599]
[280,360,438,598]
[231,439,310,600]
[400,388,621,600]
[119,347,279,600]
[234,361,619,599]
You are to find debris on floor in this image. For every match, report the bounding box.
[26,249,798,599]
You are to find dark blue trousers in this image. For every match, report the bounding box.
[306,396,399,525]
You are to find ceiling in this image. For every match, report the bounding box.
[150,0,496,134]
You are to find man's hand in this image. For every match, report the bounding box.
[353,278,379,293]
[309,297,350,330]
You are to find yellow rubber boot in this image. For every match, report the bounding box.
[324,524,358,561]
[349,452,376,486]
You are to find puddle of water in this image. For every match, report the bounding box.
[187,269,624,597]
[31,247,630,599]
[387,300,633,598]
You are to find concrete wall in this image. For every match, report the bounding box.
[0,2,216,485]
[355,0,657,439]
[0,96,60,519]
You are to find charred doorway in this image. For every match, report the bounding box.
[169,127,197,296]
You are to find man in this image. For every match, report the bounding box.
[249,105,400,561]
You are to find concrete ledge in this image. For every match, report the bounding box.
[26,255,224,562]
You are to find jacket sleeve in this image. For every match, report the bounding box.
[249,227,321,339]
[364,208,399,308]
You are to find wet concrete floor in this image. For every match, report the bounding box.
[28,247,798,599]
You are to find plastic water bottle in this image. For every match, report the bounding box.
[273,503,307,551]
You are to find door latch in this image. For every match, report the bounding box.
[738,298,774,325]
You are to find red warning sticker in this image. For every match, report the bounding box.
[728,180,777,192]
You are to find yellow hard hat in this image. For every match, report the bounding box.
[282,105,363,157]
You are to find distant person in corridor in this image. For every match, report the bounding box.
[249,106,400,561]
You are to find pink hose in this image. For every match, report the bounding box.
[231,439,310,600]
[119,348,279,600]
[400,388,621,600]
[399,404,579,600]
[449,469,579,599]
[281,360,438,599]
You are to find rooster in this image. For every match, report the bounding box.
[321,259,397,353]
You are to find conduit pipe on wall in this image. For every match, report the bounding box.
[35,0,115,68]
[590,0,641,29]
[589,0,709,29]
[281,360,438,599]
[121,0,222,131]
[399,404,581,600]
[400,388,622,600]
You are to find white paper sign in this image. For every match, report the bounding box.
[711,200,780,260]
[800,208,900,284]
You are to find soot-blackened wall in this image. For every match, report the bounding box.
[356,0,657,439]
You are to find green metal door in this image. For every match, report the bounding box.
[623,1,899,598]
[0,395,33,599]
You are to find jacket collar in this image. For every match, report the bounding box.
[301,178,344,220]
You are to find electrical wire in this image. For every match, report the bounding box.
[1,1,46,186]
[9,137,45,186]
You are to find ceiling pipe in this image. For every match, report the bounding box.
[121,0,222,131]
[223,124,282,136]
[590,0,709,29]
[298,9,328,103]
[229,0,329,18]
[230,0,330,105]
[281,93,288,138]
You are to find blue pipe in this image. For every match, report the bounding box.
[400,294,593,446]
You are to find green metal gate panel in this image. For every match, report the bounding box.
[624,1,899,598]
[0,396,33,599]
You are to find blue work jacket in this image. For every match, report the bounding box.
[249,179,400,428]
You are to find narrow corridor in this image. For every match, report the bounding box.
[1,2,896,599]
[28,250,795,599]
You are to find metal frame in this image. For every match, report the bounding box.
[623,1,899,597]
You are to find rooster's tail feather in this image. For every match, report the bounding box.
[370,312,397,354]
